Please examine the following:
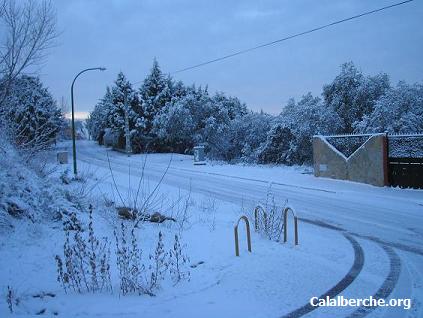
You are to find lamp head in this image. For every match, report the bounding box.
[99,67,106,71]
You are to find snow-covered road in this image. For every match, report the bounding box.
[73,141,423,316]
[75,141,423,257]
[9,140,414,317]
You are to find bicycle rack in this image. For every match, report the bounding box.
[234,215,252,256]
[283,206,299,245]
[254,204,268,232]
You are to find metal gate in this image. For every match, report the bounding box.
[388,134,423,189]
[388,158,423,189]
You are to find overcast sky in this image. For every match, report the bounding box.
[39,0,423,117]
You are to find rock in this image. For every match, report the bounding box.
[149,212,176,223]
[190,261,205,268]
[36,308,46,315]
[117,207,137,220]
[6,202,25,218]
[32,292,55,299]
[116,208,175,223]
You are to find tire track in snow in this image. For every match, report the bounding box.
[400,252,423,318]
[75,143,415,317]
[346,245,401,318]
[300,218,423,257]
[280,234,365,318]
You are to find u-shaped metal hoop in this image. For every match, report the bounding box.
[234,215,252,256]
[283,207,299,245]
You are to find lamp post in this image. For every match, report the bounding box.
[71,67,106,176]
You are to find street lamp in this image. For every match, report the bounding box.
[70,67,106,176]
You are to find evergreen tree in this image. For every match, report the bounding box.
[211,92,248,120]
[86,87,113,143]
[139,59,173,136]
[228,111,272,162]
[107,72,143,148]
[282,93,341,163]
[1,75,63,152]
[257,123,296,164]
[152,82,195,152]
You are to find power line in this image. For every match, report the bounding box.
[170,0,414,75]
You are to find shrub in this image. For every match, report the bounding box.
[55,206,112,294]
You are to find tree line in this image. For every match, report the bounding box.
[88,60,423,164]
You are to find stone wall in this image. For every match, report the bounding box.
[313,134,388,187]
[313,137,348,180]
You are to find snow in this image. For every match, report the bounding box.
[317,133,423,159]
[388,135,423,158]
[1,140,422,317]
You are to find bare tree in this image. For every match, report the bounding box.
[0,0,58,104]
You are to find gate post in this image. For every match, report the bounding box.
[383,132,389,186]
[234,216,252,256]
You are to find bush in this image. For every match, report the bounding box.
[55,206,112,294]
[1,75,63,154]
[257,123,297,165]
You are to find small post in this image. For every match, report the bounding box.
[193,145,206,165]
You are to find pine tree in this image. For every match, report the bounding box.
[86,87,113,143]
[139,59,173,136]
[1,75,63,152]
[107,72,143,149]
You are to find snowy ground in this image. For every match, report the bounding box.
[1,140,422,317]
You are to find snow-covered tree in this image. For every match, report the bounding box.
[283,93,341,163]
[139,59,173,136]
[226,111,272,162]
[323,62,390,133]
[86,86,113,143]
[196,91,249,159]
[258,93,340,164]
[107,72,143,149]
[0,75,63,152]
[185,85,213,138]
[211,92,248,120]
[356,81,423,133]
[257,122,296,164]
[153,96,195,153]
[152,85,212,153]
[0,0,57,105]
